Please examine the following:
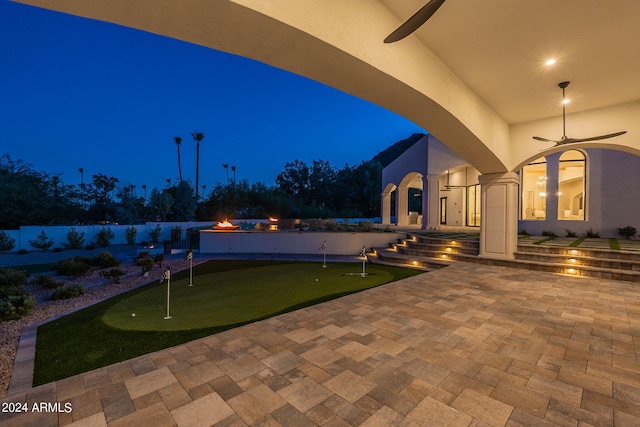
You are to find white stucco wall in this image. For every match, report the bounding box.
[200,230,402,255]
[518,148,640,237]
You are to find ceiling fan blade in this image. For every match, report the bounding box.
[568,131,627,143]
[532,136,558,143]
[384,0,446,43]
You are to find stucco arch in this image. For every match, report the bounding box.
[513,142,640,173]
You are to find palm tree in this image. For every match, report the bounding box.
[191,132,205,200]
[78,167,84,211]
[222,164,229,186]
[173,136,183,182]
[231,165,237,186]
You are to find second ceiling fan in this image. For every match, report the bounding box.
[533,81,627,146]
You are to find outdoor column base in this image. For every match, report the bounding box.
[478,172,519,260]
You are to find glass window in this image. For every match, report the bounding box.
[466,184,481,226]
[557,150,585,220]
[521,157,547,220]
[440,197,447,224]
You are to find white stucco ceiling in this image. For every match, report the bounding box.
[381,0,640,124]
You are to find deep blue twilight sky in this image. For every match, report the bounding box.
[0,1,424,195]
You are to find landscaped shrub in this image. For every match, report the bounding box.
[99,268,126,284]
[93,251,121,269]
[359,221,373,232]
[0,292,35,321]
[586,228,600,238]
[154,253,165,267]
[147,225,162,243]
[325,220,338,231]
[64,228,85,249]
[31,274,64,289]
[95,227,115,247]
[53,257,93,277]
[51,284,85,300]
[125,226,137,245]
[0,268,28,288]
[134,251,154,275]
[29,230,54,250]
[85,244,95,250]
[565,229,577,237]
[542,230,557,238]
[617,226,637,239]
[0,268,34,321]
[518,229,531,236]
[0,231,16,253]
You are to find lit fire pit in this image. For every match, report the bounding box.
[213,219,240,230]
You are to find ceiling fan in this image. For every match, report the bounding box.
[384,0,446,43]
[533,81,627,146]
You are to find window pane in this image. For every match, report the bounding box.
[558,151,585,220]
[466,184,481,226]
[521,158,547,220]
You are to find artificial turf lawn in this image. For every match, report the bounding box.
[34,260,421,385]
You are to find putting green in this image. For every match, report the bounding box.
[102,262,393,331]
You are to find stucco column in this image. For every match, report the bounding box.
[421,174,440,230]
[478,172,519,259]
[545,155,559,221]
[396,185,409,225]
[381,191,392,224]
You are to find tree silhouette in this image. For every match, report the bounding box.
[223,163,229,186]
[173,136,183,182]
[191,132,205,200]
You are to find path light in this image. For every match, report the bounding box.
[160,267,172,320]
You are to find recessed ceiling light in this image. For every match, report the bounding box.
[545,59,556,66]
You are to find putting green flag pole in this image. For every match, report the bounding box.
[360,246,367,277]
[319,241,327,268]
[161,267,172,319]
[185,250,193,286]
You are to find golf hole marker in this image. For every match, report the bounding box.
[360,246,368,277]
[319,240,327,268]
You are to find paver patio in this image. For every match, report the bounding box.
[1,262,640,426]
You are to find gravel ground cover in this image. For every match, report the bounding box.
[0,249,191,398]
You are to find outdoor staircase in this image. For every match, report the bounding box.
[370,233,480,271]
[370,233,640,282]
[512,244,640,282]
